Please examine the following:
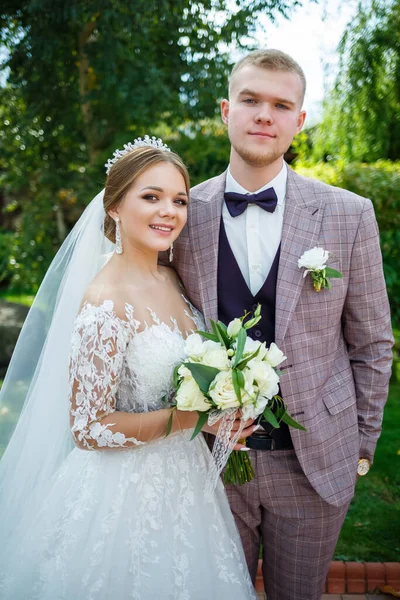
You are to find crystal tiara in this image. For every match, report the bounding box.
[105,135,171,174]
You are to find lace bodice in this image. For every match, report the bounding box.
[68,299,204,450]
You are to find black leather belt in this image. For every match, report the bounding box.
[246,434,293,451]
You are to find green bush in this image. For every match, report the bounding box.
[295,161,400,327]
[0,195,59,293]
[165,121,230,187]
[0,230,14,285]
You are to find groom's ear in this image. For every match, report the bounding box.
[296,109,307,133]
[221,99,229,125]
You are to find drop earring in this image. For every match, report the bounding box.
[169,242,174,262]
[115,217,123,254]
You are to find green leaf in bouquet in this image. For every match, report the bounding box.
[190,410,209,440]
[166,408,175,437]
[216,322,230,347]
[198,330,219,342]
[262,406,280,429]
[273,402,285,422]
[280,411,307,431]
[236,346,261,370]
[217,321,228,334]
[232,369,243,405]
[211,319,229,349]
[325,267,343,279]
[233,327,247,367]
[236,369,245,388]
[173,363,182,388]
[184,362,220,394]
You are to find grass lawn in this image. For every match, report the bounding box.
[334,382,400,561]
[0,291,35,307]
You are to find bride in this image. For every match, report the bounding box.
[0,137,258,599]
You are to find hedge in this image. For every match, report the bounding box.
[295,161,400,328]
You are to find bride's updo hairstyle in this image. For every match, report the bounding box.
[103,146,190,243]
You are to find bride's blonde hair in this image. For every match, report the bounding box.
[103,146,190,243]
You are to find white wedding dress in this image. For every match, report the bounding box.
[0,299,256,600]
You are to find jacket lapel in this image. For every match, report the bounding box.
[189,173,226,324]
[275,168,324,344]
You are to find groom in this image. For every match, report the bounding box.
[172,49,393,600]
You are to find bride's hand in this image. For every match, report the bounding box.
[202,413,259,451]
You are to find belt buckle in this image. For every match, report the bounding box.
[251,433,276,450]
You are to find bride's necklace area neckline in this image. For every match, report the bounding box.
[81,296,201,342]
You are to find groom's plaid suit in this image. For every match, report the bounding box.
[172,167,393,600]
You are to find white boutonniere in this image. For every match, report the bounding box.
[298,247,343,292]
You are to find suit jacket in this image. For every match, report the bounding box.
[171,166,393,507]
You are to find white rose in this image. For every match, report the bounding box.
[265,343,287,368]
[201,340,230,370]
[242,337,267,362]
[247,361,280,399]
[178,364,191,379]
[298,247,329,272]
[239,369,258,418]
[184,333,206,358]
[209,370,241,410]
[175,377,210,412]
[227,318,242,338]
[240,402,258,421]
[241,366,257,396]
[242,393,271,420]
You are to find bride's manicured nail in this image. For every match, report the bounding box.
[240,447,250,451]
[253,425,261,432]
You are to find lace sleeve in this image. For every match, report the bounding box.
[68,300,144,450]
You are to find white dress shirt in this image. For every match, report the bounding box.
[223,163,287,296]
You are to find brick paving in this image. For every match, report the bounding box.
[257,595,391,599]
[255,560,400,598]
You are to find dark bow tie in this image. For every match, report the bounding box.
[224,188,278,217]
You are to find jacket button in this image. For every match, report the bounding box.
[254,329,262,338]
[252,304,258,311]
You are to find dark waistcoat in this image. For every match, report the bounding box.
[217,218,292,444]
[217,219,279,345]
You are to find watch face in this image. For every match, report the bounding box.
[358,459,370,476]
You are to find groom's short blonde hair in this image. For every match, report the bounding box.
[229,49,306,103]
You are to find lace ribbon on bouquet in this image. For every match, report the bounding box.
[204,408,245,498]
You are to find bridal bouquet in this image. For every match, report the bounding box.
[166,305,306,486]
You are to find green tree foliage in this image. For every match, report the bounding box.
[0,0,305,290]
[310,0,400,163]
[167,120,231,186]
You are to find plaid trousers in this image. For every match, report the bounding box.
[225,448,350,600]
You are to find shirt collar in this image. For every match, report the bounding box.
[225,162,287,207]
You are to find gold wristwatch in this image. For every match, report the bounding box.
[357,458,371,476]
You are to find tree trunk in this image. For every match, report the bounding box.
[78,18,98,165]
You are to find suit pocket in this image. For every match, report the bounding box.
[321,372,356,415]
